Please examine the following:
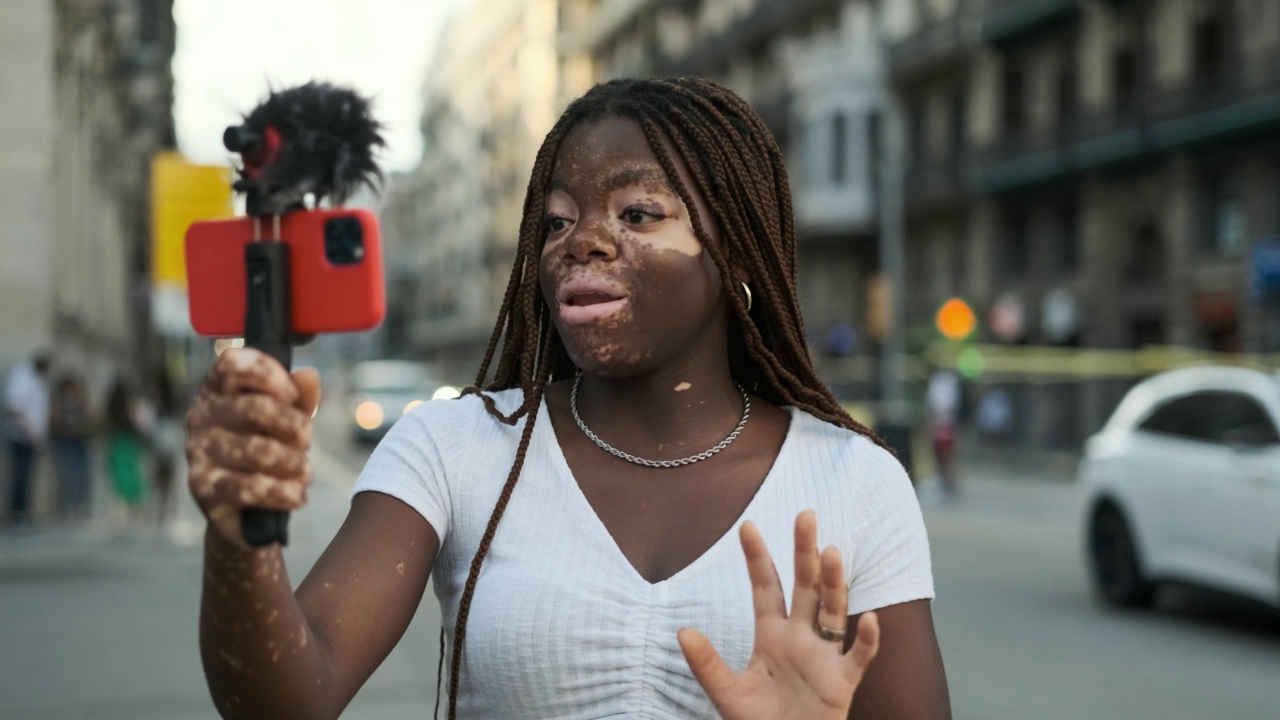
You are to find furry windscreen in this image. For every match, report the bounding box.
[230,82,386,215]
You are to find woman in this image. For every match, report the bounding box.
[106,379,148,524]
[149,368,184,529]
[188,77,950,719]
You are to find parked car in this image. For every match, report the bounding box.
[1079,365,1280,610]
[347,360,460,444]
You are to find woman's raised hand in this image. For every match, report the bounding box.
[186,348,321,550]
[678,511,880,720]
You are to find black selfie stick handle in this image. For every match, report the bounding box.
[241,240,293,547]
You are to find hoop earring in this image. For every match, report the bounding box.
[741,282,752,312]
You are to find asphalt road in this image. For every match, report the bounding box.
[1,398,1278,719]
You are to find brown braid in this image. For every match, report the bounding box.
[442,77,893,718]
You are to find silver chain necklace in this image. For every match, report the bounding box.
[570,375,751,468]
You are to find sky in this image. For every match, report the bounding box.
[172,0,467,174]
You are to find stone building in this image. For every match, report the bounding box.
[382,0,565,380]
[0,0,175,519]
[889,0,1280,451]
[0,0,176,393]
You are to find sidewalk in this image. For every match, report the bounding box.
[0,440,443,720]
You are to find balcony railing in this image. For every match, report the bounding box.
[652,0,832,76]
[972,53,1280,192]
[888,2,981,82]
[981,0,1079,46]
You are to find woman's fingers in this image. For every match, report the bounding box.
[189,465,309,511]
[187,391,313,446]
[790,510,821,625]
[678,627,736,705]
[293,367,322,415]
[208,348,300,404]
[843,611,881,682]
[202,474,307,552]
[740,521,786,621]
[816,545,848,638]
[196,427,310,478]
[185,350,322,549]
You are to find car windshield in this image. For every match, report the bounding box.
[353,361,431,394]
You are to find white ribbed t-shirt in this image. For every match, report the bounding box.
[353,388,934,719]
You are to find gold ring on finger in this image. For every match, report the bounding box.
[815,621,846,642]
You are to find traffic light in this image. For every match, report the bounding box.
[935,297,976,341]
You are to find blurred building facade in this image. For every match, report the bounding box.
[889,0,1280,452]
[1,1,57,372]
[0,0,175,395]
[390,0,1280,459]
[380,0,566,382]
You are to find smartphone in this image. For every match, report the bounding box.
[185,208,386,337]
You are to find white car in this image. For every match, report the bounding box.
[347,360,460,444]
[1079,366,1280,609]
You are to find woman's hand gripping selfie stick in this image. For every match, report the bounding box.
[219,82,386,547]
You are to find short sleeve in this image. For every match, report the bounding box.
[845,436,935,615]
[351,399,465,544]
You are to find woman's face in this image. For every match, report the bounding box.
[539,116,727,377]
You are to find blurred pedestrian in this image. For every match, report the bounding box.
[149,368,184,530]
[927,365,962,497]
[4,352,52,527]
[49,374,95,520]
[976,385,1014,442]
[104,379,148,527]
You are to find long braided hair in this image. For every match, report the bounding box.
[440,76,890,718]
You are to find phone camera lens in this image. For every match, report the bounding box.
[324,217,365,265]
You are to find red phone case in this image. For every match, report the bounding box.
[185,209,386,337]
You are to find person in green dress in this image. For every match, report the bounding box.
[105,379,148,520]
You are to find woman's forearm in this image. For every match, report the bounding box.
[199,527,335,719]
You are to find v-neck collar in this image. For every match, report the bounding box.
[537,397,800,588]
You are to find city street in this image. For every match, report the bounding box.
[2,400,1279,719]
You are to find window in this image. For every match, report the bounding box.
[947,91,966,159]
[1050,199,1079,273]
[1124,221,1163,282]
[1201,172,1246,256]
[832,112,847,185]
[1139,391,1280,445]
[1112,46,1139,110]
[908,101,925,166]
[909,236,931,290]
[1002,64,1024,134]
[139,0,165,45]
[1193,3,1230,85]
[1000,208,1030,278]
[804,117,824,187]
[867,111,881,195]
[1139,394,1208,440]
[1056,59,1077,124]
[1128,315,1165,349]
[1218,393,1280,445]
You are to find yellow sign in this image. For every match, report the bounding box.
[151,152,233,288]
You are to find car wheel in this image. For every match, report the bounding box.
[1089,505,1154,608]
